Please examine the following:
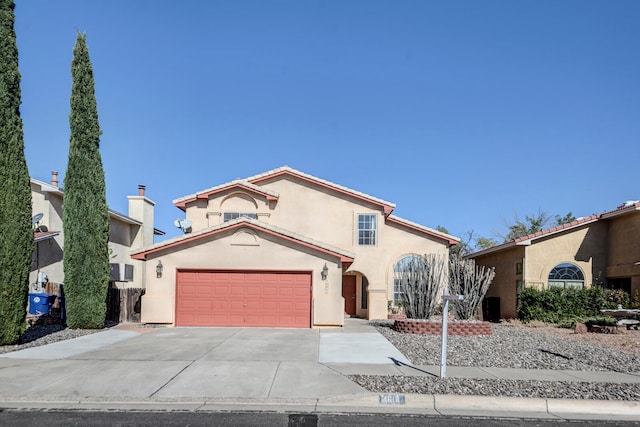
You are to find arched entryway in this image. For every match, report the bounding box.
[342,272,371,317]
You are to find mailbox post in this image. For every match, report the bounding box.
[440,288,463,378]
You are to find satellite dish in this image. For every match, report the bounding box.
[32,213,44,224]
[174,218,192,233]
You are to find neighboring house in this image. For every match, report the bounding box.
[468,201,640,319]
[132,166,459,328]
[30,171,162,292]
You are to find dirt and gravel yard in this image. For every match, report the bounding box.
[347,321,640,400]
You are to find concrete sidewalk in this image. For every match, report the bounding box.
[0,319,639,421]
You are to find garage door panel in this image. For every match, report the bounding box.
[180,284,197,296]
[279,287,294,297]
[197,300,212,310]
[229,300,245,309]
[176,270,311,327]
[229,285,245,296]
[246,286,263,296]
[180,271,197,280]
[262,301,277,311]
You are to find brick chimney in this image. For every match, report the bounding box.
[51,171,59,187]
[138,184,146,197]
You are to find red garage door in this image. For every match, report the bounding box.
[175,270,311,328]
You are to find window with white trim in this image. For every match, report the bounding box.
[358,214,377,246]
[223,212,258,222]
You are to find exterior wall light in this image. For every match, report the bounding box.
[321,263,328,280]
[156,260,163,278]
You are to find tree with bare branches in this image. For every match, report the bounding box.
[397,254,448,319]
[449,254,495,320]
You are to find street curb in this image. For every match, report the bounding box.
[546,397,640,416]
[1,393,639,420]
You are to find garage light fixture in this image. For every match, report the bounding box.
[156,260,163,278]
[321,263,328,280]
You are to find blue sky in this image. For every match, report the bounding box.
[15,1,640,243]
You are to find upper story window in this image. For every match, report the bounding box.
[516,262,523,275]
[224,212,258,222]
[358,214,377,246]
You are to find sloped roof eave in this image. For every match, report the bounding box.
[467,216,601,258]
[131,218,355,264]
[246,166,397,214]
[173,181,280,209]
[386,215,460,246]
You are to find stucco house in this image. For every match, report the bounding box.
[133,166,459,328]
[30,171,162,293]
[468,201,640,319]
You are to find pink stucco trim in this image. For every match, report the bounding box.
[249,170,395,217]
[131,221,355,266]
[174,182,279,209]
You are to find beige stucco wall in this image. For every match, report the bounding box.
[140,226,345,326]
[30,181,155,290]
[525,222,608,288]
[607,211,640,296]
[122,195,157,289]
[30,183,65,287]
[473,246,524,319]
[472,222,610,319]
[181,175,451,321]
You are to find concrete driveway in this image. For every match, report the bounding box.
[0,319,409,401]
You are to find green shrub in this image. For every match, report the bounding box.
[517,286,627,325]
[584,316,617,328]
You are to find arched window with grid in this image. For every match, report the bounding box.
[548,263,584,289]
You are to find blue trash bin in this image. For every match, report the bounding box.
[28,293,55,315]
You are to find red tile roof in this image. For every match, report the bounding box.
[468,201,640,257]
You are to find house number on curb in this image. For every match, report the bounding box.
[440,288,464,379]
[379,394,406,405]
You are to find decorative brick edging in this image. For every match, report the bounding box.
[387,314,407,320]
[393,319,493,336]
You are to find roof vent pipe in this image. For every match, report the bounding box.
[138,185,146,197]
[51,171,58,187]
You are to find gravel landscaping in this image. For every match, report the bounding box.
[0,325,101,355]
[374,321,640,372]
[347,321,640,401]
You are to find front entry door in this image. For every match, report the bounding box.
[342,275,357,315]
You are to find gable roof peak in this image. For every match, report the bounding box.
[245,166,396,214]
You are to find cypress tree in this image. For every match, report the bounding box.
[0,1,34,345]
[63,32,109,329]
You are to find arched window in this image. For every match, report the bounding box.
[548,263,584,289]
[393,255,421,303]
